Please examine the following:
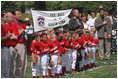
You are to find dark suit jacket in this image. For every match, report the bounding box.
[95,16,112,38]
[68,17,84,31]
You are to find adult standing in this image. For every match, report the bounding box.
[68,9,84,31]
[11,10,27,78]
[95,8,112,60]
[1,12,12,78]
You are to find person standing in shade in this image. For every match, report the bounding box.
[95,8,112,60]
[68,9,84,31]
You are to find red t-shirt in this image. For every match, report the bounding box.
[11,21,26,43]
[56,40,66,54]
[1,23,17,47]
[71,39,79,49]
[78,37,85,49]
[62,37,72,49]
[30,40,41,55]
[92,39,99,44]
[40,41,50,54]
[48,41,59,55]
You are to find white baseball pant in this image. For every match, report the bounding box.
[41,54,49,76]
[71,49,77,70]
[91,46,96,63]
[51,54,58,76]
[65,50,72,72]
[80,49,86,68]
[31,55,41,77]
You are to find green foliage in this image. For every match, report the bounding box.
[46,1,117,13]
[1,1,19,12]
[1,1,117,13]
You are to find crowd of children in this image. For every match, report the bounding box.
[30,28,99,78]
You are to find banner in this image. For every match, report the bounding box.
[31,9,72,32]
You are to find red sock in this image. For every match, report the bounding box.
[48,69,52,77]
[33,76,37,78]
[62,67,66,74]
[37,76,39,78]
[42,76,45,78]
[45,76,48,78]
[72,69,75,72]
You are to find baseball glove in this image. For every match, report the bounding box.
[32,53,38,64]
[58,56,62,65]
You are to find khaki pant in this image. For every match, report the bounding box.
[9,47,18,78]
[15,43,27,78]
[98,39,111,59]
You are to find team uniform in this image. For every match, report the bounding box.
[85,35,94,68]
[91,39,99,67]
[71,38,79,72]
[30,40,41,78]
[56,39,66,77]
[40,41,50,78]
[48,41,59,77]
[62,37,72,73]
[78,37,86,71]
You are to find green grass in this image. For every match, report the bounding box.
[25,54,117,78]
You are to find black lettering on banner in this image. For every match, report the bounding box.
[50,14,56,17]
[48,20,66,27]
[58,13,64,16]
[50,12,64,17]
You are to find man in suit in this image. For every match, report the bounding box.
[68,9,84,31]
[95,8,112,60]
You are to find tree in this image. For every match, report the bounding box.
[34,1,46,10]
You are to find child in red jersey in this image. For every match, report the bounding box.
[40,33,50,78]
[30,33,41,78]
[48,34,59,77]
[78,30,87,71]
[55,31,65,77]
[85,31,94,69]
[71,31,81,72]
[91,31,99,68]
[62,30,72,75]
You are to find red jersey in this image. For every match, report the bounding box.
[30,40,41,55]
[62,37,72,49]
[71,39,79,49]
[56,40,66,54]
[40,41,50,54]
[1,23,17,47]
[78,37,85,49]
[87,36,94,47]
[48,41,59,55]
[92,39,99,44]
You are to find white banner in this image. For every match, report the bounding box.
[31,9,72,32]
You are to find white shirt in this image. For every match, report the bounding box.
[25,25,34,34]
[25,24,34,39]
[88,17,96,27]
[83,21,91,30]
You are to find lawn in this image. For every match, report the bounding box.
[25,54,117,78]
